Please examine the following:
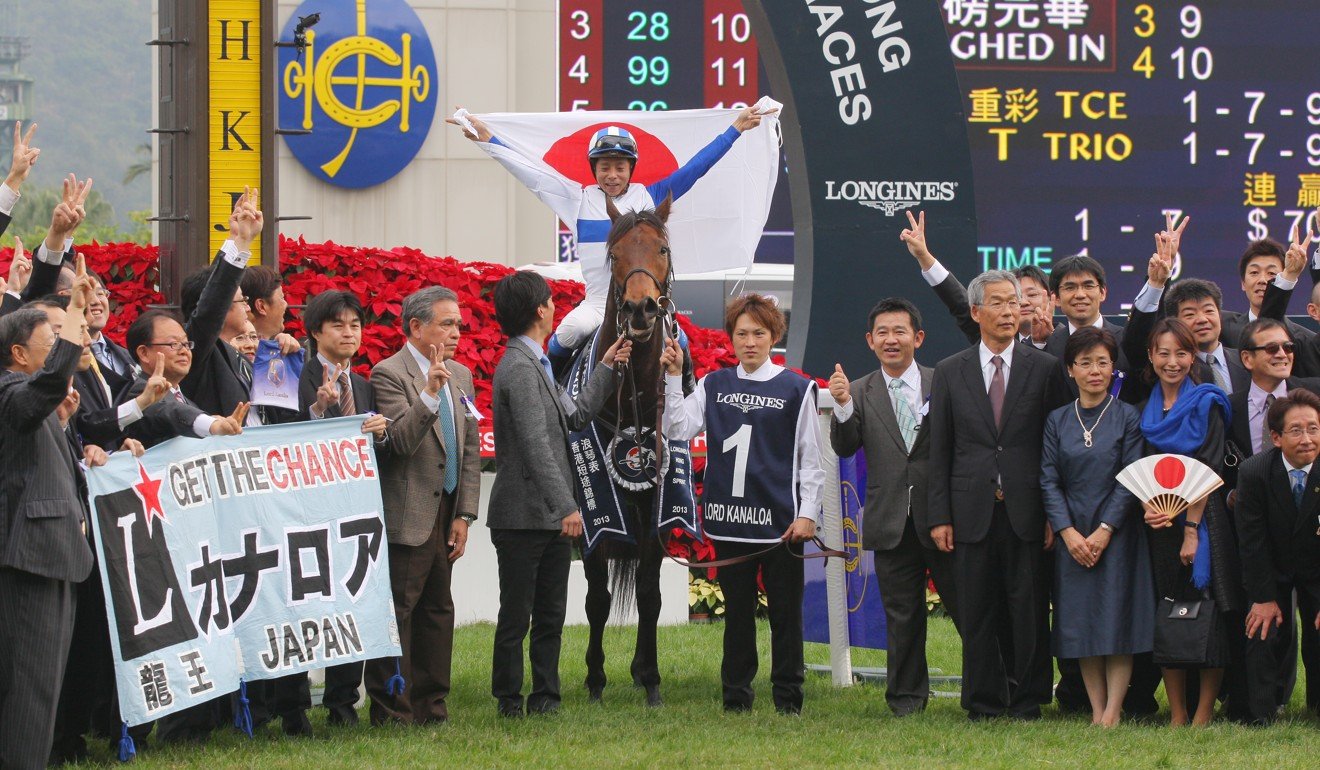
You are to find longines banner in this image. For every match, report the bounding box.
[88,418,401,727]
[745,1,978,374]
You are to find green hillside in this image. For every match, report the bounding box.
[5,0,151,232]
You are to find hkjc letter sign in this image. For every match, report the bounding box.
[278,0,438,189]
[88,418,401,726]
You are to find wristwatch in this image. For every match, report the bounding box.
[457,514,477,524]
[1183,518,1200,529]
[1098,522,1115,533]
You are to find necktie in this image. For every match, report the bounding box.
[1291,468,1306,508]
[1204,352,1229,392]
[87,353,112,404]
[1259,393,1276,455]
[172,388,185,404]
[93,339,121,376]
[338,370,356,417]
[889,378,917,453]
[539,354,555,385]
[438,386,459,494]
[988,355,1006,427]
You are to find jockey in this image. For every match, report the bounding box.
[448,105,775,369]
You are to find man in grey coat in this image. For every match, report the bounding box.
[829,297,958,716]
[488,271,629,717]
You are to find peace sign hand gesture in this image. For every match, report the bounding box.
[210,402,249,435]
[4,236,30,295]
[5,121,39,190]
[314,363,345,416]
[229,186,263,251]
[424,345,451,398]
[899,210,936,270]
[1285,218,1316,282]
[134,353,171,410]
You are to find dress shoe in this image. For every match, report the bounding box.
[282,711,314,737]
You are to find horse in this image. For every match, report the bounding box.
[575,195,680,707]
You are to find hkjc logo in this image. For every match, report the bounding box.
[279,0,437,189]
[823,180,958,216]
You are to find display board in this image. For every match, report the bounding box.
[559,1,1320,308]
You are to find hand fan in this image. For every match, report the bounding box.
[1116,454,1223,527]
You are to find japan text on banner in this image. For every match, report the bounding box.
[88,417,401,727]
[474,107,781,273]
[803,449,886,650]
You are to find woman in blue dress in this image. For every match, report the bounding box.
[1042,327,1154,727]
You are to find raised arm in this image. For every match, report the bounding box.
[0,121,38,237]
[186,188,259,371]
[900,210,980,345]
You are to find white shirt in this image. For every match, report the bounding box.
[978,341,1014,392]
[1283,457,1313,478]
[169,387,218,437]
[662,363,825,524]
[0,183,18,216]
[832,360,920,423]
[919,259,1163,315]
[309,353,351,419]
[1067,316,1106,335]
[1248,379,1289,455]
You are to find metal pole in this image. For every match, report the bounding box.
[816,390,852,687]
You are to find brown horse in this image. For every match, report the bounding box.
[581,195,677,707]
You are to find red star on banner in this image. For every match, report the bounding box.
[133,463,166,527]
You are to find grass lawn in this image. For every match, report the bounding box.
[88,617,1319,768]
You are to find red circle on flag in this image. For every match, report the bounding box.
[541,123,679,188]
[1153,456,1186,489]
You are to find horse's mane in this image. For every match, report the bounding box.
[605,208,669,251]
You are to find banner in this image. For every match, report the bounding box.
[249,339,304,410]
[744,1,979,372]
[475,106,781,274]
[804,449,887,650]
[88,418,401,727]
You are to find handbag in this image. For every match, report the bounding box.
[1153,593,1222,667]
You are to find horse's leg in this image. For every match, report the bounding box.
[583,546,612,702]
[631,525,664,707]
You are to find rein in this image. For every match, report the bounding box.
[663,537,847,569]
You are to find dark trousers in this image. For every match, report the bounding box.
[872,518,960,715]
[50,572,152,762]
[271,663,365,726]
[489,528,572,713]
[366,504,456,725]
[0,568,76,770]
[717,540,805,713]
[955,503,1052,718]
[1243,583,1320,723]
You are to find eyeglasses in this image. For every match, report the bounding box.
[1060,281,1101,293]
[147,340,195,351]
[1244,341,1296,355]
[1280,426,1320,439]
[978,299,1022,312]
[232,299,250,307]
[231,333,260,343]
[92,289,110,298]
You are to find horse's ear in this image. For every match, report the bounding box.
[653,192,672,224]
[606,196,622,223]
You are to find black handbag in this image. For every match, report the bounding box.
[1153,593,1223,667]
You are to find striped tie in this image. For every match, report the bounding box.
[889,378,917,453]
[338,370,355,417]
[439,386,458,494]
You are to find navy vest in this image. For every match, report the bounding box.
[701,366,813,542]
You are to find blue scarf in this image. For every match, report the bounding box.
[1140,380,1231,590]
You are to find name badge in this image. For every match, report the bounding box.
[559,390,578,417]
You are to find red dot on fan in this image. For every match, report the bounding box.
[1154,457,1186,489]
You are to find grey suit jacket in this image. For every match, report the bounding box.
[830,365,935,551]
[372,346,482,547]
[0,339,94,582]
[487,340,616,530]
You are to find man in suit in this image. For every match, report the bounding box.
[1221,237,1313,347]
[270,290,387,733]
[927,270,1066,721]
[901,210,1059,348]
[85,270,137,392]
[487,271,627,717]
[0,279,97,768]
[1160,279,1250,394]
[829,297,958,716]
[179,187,264,427]
[1235,388,1320,723]
[365,285,481,726]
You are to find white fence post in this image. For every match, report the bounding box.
[817,392,852,687]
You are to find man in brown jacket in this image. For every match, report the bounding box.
[365,286,481,726]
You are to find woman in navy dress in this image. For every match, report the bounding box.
[1042,328,1154,727]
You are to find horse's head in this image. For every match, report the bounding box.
[605,195,672,343]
